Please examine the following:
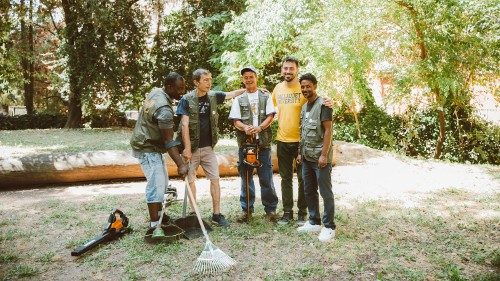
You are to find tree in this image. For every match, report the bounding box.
[219,0,499,159]
[19,0,35,115]
[61,0,149,127]
[393,0,499,158]
[0,1,23,108]
[152,0,245,90]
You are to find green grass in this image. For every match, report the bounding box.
[0,188,499,280]
[0,128,239,155]
[3,264,39,279]
[0,128,133,153]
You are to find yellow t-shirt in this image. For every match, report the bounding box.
[272,81,307,142]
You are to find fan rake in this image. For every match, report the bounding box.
[184,174,236,275]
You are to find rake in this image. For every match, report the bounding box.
[184,174,236,275]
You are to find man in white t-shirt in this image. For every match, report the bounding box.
[229,66,279,223]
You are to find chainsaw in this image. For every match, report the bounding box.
[242,135,262,168]
[71,209,130,256]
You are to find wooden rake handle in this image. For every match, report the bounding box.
[183,171,210,241]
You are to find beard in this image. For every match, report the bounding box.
[283,73,295,82]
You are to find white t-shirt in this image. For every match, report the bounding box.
[229,91,276,127]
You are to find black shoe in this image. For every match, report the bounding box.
[296,212,307,226]
[237,211,252,223]
[278,211,293,225]
[212,213,230,227]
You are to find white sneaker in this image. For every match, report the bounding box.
[297,221,321,233]
[318,227,335,242]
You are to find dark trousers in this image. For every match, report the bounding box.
[302,159,335,229]
[277,141,307,215]
[238,147,278,213]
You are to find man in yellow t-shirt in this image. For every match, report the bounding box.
[272,57,333,226]
[272,57,308,225]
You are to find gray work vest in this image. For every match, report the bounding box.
[236,90,272,148]
[176,90,219,151]
[300,96,333,162]
[130,88,172,153]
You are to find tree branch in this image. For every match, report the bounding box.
[395,0,427,59]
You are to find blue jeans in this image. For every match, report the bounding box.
[302,159,335,229]
[238,147,278,213]
[137,152,168,203]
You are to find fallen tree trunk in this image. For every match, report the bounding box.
[0,142,372,189]
[0,151,277,189]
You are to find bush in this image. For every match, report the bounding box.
[84,109,128,128]
[332,105,500,165]
[217,104,236,138]
[0,113,67,130]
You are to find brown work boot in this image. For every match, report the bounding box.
[237,211,252,223]
[265,211,279,222]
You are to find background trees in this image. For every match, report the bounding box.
[0,0,498,163]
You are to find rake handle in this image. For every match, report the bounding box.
[184,174,210,241]
[156,196,168,230]
[182,180,188,218]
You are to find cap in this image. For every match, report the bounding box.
[240,66,257,75]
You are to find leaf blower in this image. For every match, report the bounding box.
[71,209,130,256]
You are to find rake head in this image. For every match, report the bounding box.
[193,240,236,275]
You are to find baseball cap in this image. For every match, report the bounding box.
[240,66,257,75]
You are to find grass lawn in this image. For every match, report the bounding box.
[0,128,238,155]
[0,188,498,280]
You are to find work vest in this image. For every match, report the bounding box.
[300,96,333,163]
[130,88,172,153]
[236,90,272,148]
[176,90,219,151]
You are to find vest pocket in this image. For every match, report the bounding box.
[305,145,322,160]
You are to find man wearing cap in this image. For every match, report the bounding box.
[229,66,279,223]
[176,68,245,227]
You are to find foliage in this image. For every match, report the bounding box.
[152,0,245,90]
[0,113,66,130]
[333,105,500,164]
[61,0,150,124]
[0,1,22,105]
[83,108,128,128]
[217,103,236,138]
[0,0,498,162]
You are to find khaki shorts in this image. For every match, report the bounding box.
[187,146,220,183]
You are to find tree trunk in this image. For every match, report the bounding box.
[352,101,361,139]
[397,0,446,159]
[20,0,35,115]
[434,108,446,158]
[62,0,83,128]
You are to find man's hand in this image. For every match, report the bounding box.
[244,125,254,135]
[177,163,188,178]
[182,148,192,161]
[322,96,334,109]
[318,155,327,168]
[296,154,302,165]
[248,125,262,135]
